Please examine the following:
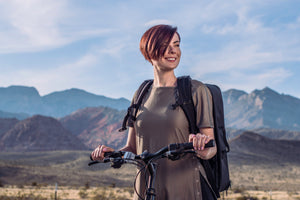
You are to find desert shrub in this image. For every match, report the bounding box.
[109,183,116,188]
[84,182,90,189]
[90,189,109,200]
[50,193,61,200]
[32,182,38,186]
[78,189,88,199]
[236,196,258,200]
[0,193,47,200]
[232,187,245,193]
[91,193,129,200]
[123,187,134,194]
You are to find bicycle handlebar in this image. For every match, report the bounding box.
[88,140,214,166]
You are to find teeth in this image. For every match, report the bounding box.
[167,58,175,61]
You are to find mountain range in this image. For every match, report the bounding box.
[0,85,130,118]
[222,87,300,131]
[1,85,300,132]
[0,85,300,152]
[1,106,300,152]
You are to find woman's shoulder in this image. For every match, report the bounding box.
[190,78,213,98]
[190,79,207,90]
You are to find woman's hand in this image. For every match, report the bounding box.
[189,133,211,151]
[189,129,217,160]
[90,145,114,161]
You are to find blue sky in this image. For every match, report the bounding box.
[0,0,299,99]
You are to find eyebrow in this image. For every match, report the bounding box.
[173,40,180,44]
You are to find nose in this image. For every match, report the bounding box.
[168,45,175,54]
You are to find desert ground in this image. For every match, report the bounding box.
[0,150,299,200]
[1,185,300,200]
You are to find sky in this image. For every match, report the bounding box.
[0,0,299,100]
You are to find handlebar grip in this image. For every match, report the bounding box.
[182,140,215,149]
[104,151,123,158]
[205,140,215,148]
[104,152,114,157]
[169,140,215,151]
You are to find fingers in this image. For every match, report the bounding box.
[189,133,210,151]
[91,145,114,161]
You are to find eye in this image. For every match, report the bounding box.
[173,41,180,47]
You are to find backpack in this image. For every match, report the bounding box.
[119,76,230,198]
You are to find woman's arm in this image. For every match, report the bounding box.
[91,127,137,160]
[119,127,137,154]
[189,127,217,160]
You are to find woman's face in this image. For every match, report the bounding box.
[151,33,181,71]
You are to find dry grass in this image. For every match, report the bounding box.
[0,185,299,200]
[229,164,300,191]
[0,185,133,200]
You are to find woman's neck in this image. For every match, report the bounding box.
[153,69,177,87]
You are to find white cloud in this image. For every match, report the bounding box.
[205,67,293,94]
[0,0,113,53]
[187,44,281,77]
[0,51,99,94]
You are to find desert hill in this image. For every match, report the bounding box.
[59,107,127,150]
[229,131,300,165]
[0,118,19,137]
[0,115,87,152]
[226,127,300,140]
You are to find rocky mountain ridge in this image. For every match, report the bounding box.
[0,86,130,118]
[1,85,300,131]
[223,87,300,131]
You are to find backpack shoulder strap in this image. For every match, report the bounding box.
[119,79,153,132]
[174,76,199,134]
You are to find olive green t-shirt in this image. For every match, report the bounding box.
[130,79,214,200]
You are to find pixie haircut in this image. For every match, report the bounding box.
[140,24,180,63]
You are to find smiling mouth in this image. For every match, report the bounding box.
[166,57,176,61]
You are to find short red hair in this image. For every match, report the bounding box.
[140,24,180,63]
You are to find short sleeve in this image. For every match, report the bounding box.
[191,80,214,129]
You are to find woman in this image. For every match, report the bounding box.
[91,24,217,200]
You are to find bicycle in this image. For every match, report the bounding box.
[88,140,214,200]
